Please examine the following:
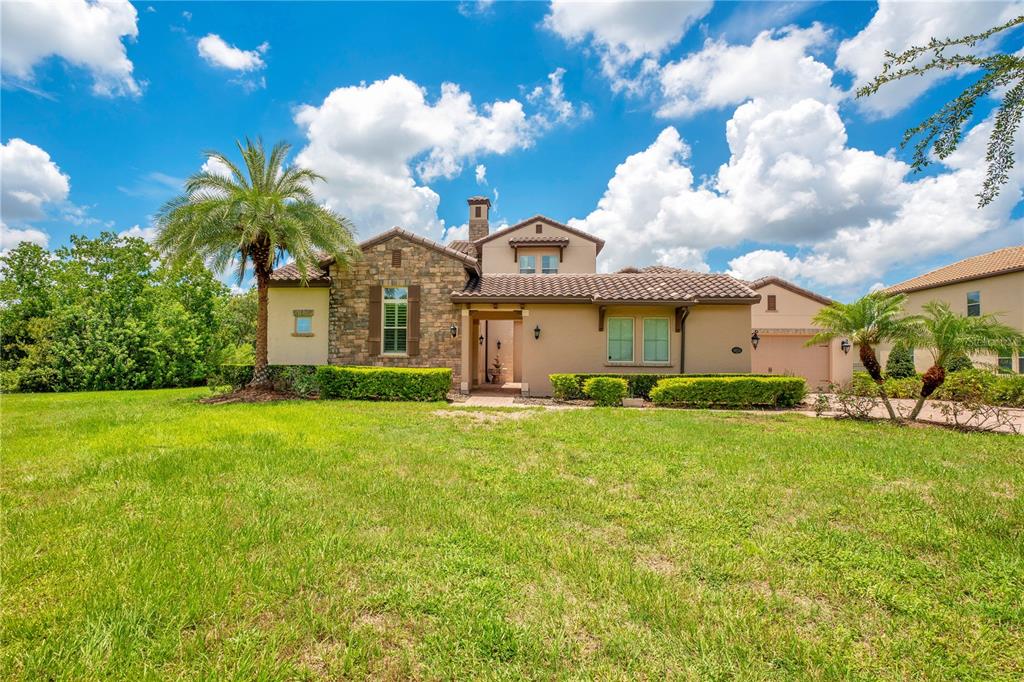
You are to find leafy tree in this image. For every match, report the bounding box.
[0,242,56,371]
[885,341,917,379]
[808,292,921,421]
[905,301,1023,420]
[857,16,1024,207]
[217,288,257,350]
[155,138,357,387]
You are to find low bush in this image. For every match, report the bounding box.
[316,366,451,401]
[209,364,319,396]
[990,374,1024,407]
[650,376,806,408]
[849,368,1024,408]
[583,377,628,406]
[549,372,775,401]
[886,342,917,379]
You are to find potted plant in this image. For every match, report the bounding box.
[490,356,505,384]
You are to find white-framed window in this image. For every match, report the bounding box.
[383,287,408,354]
[967,291,981,316]
[607,317,634,363]
[541,255,559,274]
[998,355,1013,373]
[293,310,313,336]
[643,318,670,363]
[519,255,536,274]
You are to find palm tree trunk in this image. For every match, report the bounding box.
[250,268,271,388]
[910,364,945,420]
[860,343,899,421]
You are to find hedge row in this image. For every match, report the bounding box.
[650,376,807,408]
[315,366,451,401]
[209,364,319,396]
[851,370,1024,408]
[549,372,775,400]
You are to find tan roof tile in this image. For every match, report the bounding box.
[475,215,606,254]
[747,276,835,306]
[885,245,1024,293]
[451,272,759,304]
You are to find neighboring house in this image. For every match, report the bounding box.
[267,196,762,396]
[747,277,853,389]
[882,245,1024,373]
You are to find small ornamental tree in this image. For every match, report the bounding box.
[885,342,917,379]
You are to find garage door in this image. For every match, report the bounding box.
[751,335,829,389]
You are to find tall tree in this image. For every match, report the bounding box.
[156,138,356,386]
[808,292,921,421]
[857,16,1024,207]
[905,301,1022,420]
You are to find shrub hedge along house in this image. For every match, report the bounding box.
[267,197,771,396]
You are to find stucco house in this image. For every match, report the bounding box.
[881,245,1024,373]
[747,277,853,389]
[267,196,763,396]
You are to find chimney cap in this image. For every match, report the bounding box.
[467,195,491,206]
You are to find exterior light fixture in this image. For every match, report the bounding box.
[840,338,851,355]
[751,330,760,350]
[478,334,484,345]
[450,323,458,338]
[534,324,541,340]
[496,340,502,350]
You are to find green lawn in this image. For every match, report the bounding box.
[2,389,1022,680]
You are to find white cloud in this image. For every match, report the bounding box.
[118,224,158,242]
[201,156,234,178]
[197,34,268,72]
[835,0,1023,117]
[0,225,49,251]
[654,246,710,272]
[294,74,580,237]
[657,24,839,117]
[442,223,469,242]
[725,249,803,281]
[1,138,70,224]
[475,164,487,185]
[0,0,141,97]
[527,66,592,127]
[544,0,711,92]
[458,0,494,17]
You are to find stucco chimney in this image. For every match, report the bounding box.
[467,196,491,241]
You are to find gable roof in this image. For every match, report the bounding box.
[884,245,1024,294]
[270,227,480,283]
[474,215,606,254]
[747,276,835,306]
[451,272,759,305]
[447,239,477,257]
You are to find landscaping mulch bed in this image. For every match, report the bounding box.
[199,387,311,404]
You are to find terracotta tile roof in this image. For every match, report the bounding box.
[885,245,1024,294]
[507,236,570,247]
[447,239,478,257]
[747,276,835,306]
[624,265,704,275]
[271,228,480,283]
[451,272,759,304]
[475,215,606,254]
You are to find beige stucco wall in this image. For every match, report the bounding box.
[508,303,753,396]
[878,271,1024,372]
[750,282,853,384]
[266,286,330,365]
[479,221,597,274]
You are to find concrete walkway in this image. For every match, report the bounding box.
[463,393,518,407]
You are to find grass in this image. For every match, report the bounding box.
[2,388,1022,680]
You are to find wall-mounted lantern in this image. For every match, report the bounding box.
[751,330,760,350]
[478,334,484,345]
[496,340,502,350]
[534,324,541,340]
[840,338,851,355]
[450,323,458,338]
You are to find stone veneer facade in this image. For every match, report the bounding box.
[327,234,468,386]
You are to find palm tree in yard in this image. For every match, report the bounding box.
[905,301,1023,420]
[156,138,356,387]
[807,292,921,421]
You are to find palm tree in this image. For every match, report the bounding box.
[156,138,356,387]
[906,301,1023,420]
[807,292,921,421]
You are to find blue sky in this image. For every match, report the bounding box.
[2,0,1022,299]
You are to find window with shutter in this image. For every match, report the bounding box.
[382,287,408,354]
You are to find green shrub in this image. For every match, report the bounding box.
[316,366,452,401]
[850,371,880,396]
[990,374,1024,408]
[944,353,973,372]
[932,369,998,403]
[887,375,923,399]
[650,376,806,408]
[548,372,774,401]
[885,342,917,379]
[0,369,21,393]
[582,377,628,406]
[208,364,319,396]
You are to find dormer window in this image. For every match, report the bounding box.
[519,255,536,274]
[541,255,558,274]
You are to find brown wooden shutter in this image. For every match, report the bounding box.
[407,285,421,356]
[368,285,382,356]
